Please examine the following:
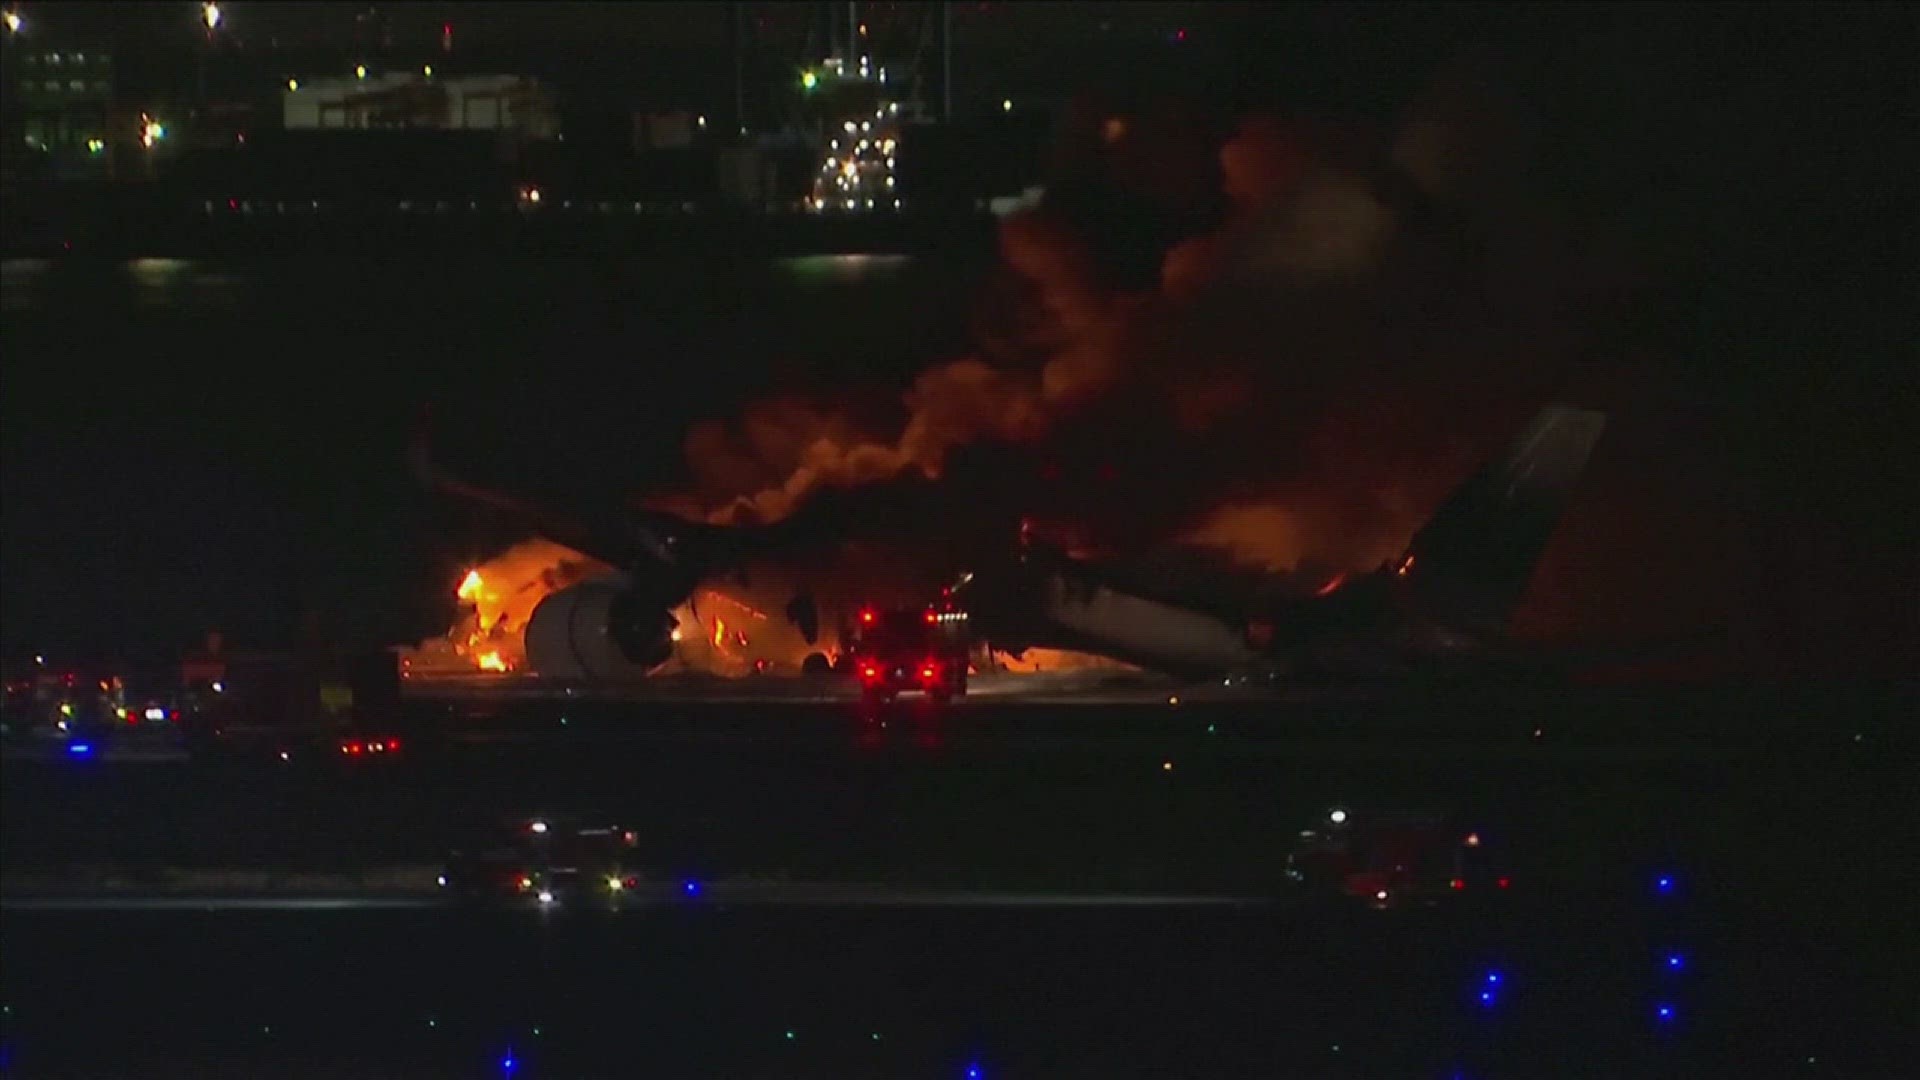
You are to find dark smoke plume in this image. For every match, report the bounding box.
[686,85,1557,583]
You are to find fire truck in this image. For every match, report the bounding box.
[848,605,971,705]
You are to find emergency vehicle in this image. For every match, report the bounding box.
[848,605,971,704]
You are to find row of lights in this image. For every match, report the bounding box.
[285,61,431,92]
[8,2,222,36]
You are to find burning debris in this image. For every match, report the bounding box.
[399,540,857,680]
[399,538,609,678]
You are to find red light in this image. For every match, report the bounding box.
[228,198,238,210]
[623,876,638,889]
[925,610,938,624]
[386,738,400,751]
[1497,876,1511,889]
[1450,878,1465,890]
[1176,28,1187,41]
[921,665,937,680]
[861,665,880,681]
[860,609,875,624]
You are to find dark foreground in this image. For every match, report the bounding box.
[2,691,1913,1076]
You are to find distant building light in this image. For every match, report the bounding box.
[1002,98,1012,112]
[422,64,433,77]
[287,78,299,91]
[355,64,367,80]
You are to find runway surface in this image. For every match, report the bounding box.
[2,890,1254,912]
[3,692,1912,1076]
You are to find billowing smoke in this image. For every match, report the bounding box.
[685,93,1532,583]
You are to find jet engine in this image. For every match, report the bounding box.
[523,573,679,680]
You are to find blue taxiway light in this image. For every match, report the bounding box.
[966,1064,984,1079]
[1478,990,1496,1006]
[67,742,94,756]
[1656,1004,1675,1021]
[1484,970,1503,985]
[1655,874,1675,893]
[1666,953,1685,970]
[683,880,701,896]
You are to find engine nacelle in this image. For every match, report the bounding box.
[523,574,676,680]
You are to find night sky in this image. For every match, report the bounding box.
[2,3,1913,674]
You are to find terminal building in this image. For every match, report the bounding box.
[282,72,558,138]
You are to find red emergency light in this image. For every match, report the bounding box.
[920,663,937,680]
[859,609,876,625]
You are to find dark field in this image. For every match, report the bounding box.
[2,690,1913,1076]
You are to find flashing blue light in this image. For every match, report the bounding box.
[1655,874,1675,893]
[1478,990,1495,1006]
[1484,970,1502,985]
[683,880,701,896]
[966,1064,983,1080]
[1656,1004,1675,1021]
[67,742,94,756]
[501,1052,516,1073]
[1666,953,1685,970]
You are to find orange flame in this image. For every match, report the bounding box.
[711,616,728,649]
[456,569,484,603]
[476,651,507,672]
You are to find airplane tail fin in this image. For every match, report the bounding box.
[1399,406,1607,630]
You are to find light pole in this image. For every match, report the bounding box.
[198,4,221,106]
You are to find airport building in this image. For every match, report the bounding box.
[3,43,116,171]
[282,72,558,138]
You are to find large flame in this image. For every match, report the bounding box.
[399,539,850,680]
